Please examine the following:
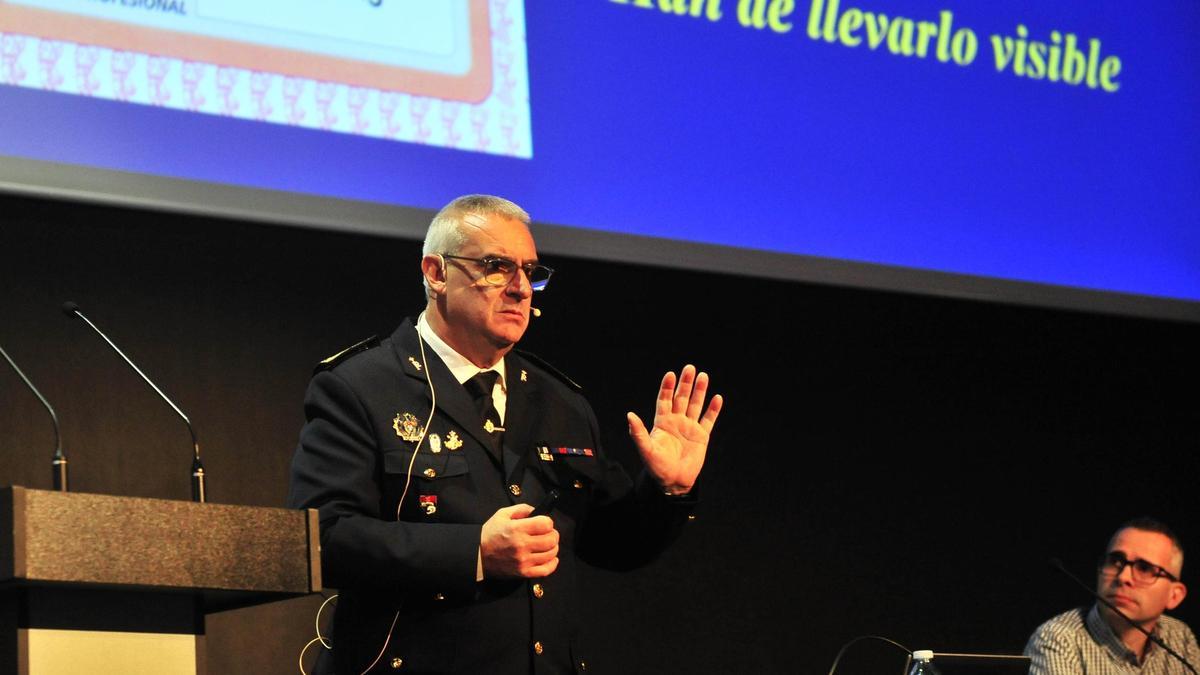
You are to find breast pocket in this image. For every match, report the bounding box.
[382,448,470,521]
[535,445,604,490]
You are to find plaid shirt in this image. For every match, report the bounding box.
[1025,605,1200,674]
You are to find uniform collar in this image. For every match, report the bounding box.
[417,313,506,390]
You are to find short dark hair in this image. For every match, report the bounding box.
[1112,516,1185,576]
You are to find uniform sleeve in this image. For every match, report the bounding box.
[1024,620,1083,675]
[573,399,697,572]
[287,369,481,595]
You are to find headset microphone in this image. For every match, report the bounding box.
[531,307,542,318]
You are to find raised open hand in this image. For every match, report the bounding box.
[627,365,723,495]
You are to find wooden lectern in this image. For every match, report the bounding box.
[0,486,321,675]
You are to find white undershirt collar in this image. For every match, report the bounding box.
[416,313,507,421]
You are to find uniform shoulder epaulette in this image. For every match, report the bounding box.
[313,335,379,374]
[514,349,583,392]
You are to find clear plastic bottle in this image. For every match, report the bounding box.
[909,650,941,675]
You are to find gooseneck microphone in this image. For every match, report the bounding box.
[1050,558,1197,674]
[62,302,207,503]
[1,344,68,491]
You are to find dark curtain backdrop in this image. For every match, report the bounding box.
[2,192,1197,675]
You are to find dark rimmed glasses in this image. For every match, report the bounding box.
[1098,551,1179,586]
[442,254,554,291]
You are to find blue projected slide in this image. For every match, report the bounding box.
[0,1,1197,316]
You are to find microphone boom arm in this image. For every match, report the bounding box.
[1,344,68,491]
[63,302,206,502]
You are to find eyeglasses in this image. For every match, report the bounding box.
[442,254,554,291]
[1098,552,1179,585]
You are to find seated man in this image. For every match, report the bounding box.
[1025,517,1199,674]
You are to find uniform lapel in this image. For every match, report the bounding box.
[390,320,496,453]
[500,354,544,487]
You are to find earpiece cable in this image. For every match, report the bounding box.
[298,321,438,675]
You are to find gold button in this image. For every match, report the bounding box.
[423,468,436,478]
[509,484,522,496]
[390,657,403,669]
[687,514,697,521]
[532,583,544,598]
[533,641,544,655]
[434,592,445,601]
[580,661,588,671]
[572,479,583,489]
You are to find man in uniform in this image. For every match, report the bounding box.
[289,194,723,674]
[1025,518,1199,674]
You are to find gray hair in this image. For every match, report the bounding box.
[422,194,531,296]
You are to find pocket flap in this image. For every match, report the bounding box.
[383,449,469,479]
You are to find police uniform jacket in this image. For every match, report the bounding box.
[288,319,697,674]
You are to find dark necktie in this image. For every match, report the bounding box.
[464,370,504,446]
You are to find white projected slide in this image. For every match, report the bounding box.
[0,0,532,157]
